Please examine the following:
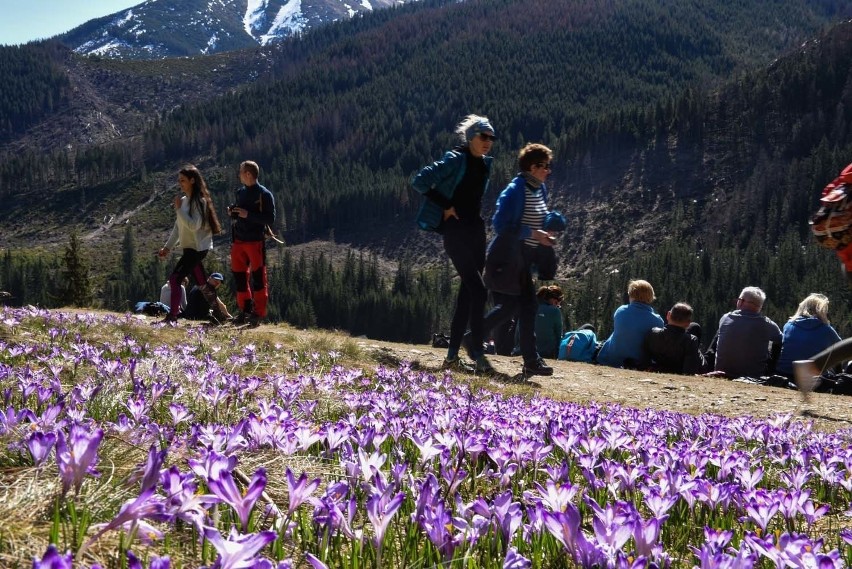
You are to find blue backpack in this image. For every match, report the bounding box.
[558,329,598,362]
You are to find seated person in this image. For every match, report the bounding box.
[514,284,564,359]
[709,286,782,378]
[558,323,598,363]
[643,302,705,375]
[179,273,232,323]
[596,279,665,368]
[776,293,841,377]
[160,277,187,312]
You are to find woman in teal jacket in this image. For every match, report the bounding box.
[411,114,496,373]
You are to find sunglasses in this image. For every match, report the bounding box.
[478,133,496,142]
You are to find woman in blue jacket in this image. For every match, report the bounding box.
[596,279,665,368]
[411,115,496,373]
[482,143,558,376]
[778,293,842,377]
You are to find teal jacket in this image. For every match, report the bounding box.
[411,149,493,231]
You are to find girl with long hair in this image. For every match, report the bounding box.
[157,164,223,322]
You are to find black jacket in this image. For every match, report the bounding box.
[643,324,705,375]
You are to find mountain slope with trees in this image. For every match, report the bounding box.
[0,0,851,342]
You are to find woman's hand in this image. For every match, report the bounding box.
[173,195,182,209]
[443,207,459,221]
[533,230,555,246]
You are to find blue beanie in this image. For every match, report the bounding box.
[210,272,224,281]
[465,118,495,143]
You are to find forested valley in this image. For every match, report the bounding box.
[1,0,852,343]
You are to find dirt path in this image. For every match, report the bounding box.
[356,339,852,433]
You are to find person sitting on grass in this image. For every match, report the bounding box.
[596,279,665,369]
[644,302,705,375]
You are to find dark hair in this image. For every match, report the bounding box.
[669,302,693,323]
[179,165,222,235]
[518,143,553,172]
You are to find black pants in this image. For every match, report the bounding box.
[443,218,487,359]
[482,246,538,364]
[168,249,208,317]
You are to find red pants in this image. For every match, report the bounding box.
[231,240,268,317]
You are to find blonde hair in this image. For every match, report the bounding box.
[791,293,831,324]
[627,280,655,304]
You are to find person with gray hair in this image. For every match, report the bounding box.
[710,286,782,378]
[411,114,497,374]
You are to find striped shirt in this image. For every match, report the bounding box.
[522,183,547,247]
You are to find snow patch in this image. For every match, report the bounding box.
[361,0,373,9]
[114,10,134,27]
[244,0,267,37]
[259,0,307,45]
[202,33,219,54]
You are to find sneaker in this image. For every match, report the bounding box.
[442,356,475,373]
[793,360,820,402]
[474,355,496,374]
[523,358,553,376]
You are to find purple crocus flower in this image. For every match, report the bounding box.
[304,553,328,569]
[81,488,166,553]
[207,466,267,532]
[365,487,405,550]
[127,550,170,569]
[32,544,72,569]
[55,424,104,495]
[202,526,276,569]
[503,546,532,569]
[26,431,56,467]
[285,468,321,516]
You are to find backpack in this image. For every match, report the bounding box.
[811,163,852,250]
[810,185,852,250]
[558,329,598,362]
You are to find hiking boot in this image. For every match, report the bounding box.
[793,360,820,403]
[523,358,553,377]
[161,313,178,324]
[474,355,496,374]
[233,311,249,325]
[442,356,475,373]
[247,313,262,328]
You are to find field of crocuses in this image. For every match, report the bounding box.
[2,307,852,568]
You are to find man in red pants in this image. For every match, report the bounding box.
[227,161,276,326]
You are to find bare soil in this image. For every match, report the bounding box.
[354,338,852,433]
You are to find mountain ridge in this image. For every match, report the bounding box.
[58,0,416,59]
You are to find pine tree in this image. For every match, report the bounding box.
[61,231,92,307]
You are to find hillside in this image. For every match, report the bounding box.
[1,2,852,342]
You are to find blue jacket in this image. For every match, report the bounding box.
[492,175,549,240]
[597,302,665,368]
[776,317,842,376]
[411,149,493,231]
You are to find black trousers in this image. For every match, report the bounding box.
[482,246,538,364]
[442,218,487,359]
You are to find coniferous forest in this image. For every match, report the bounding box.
[1,0,852,344]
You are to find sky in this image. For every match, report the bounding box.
[0,0,141,46]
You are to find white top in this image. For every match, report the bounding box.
[160,283,188,310]
[163,196,213,251]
